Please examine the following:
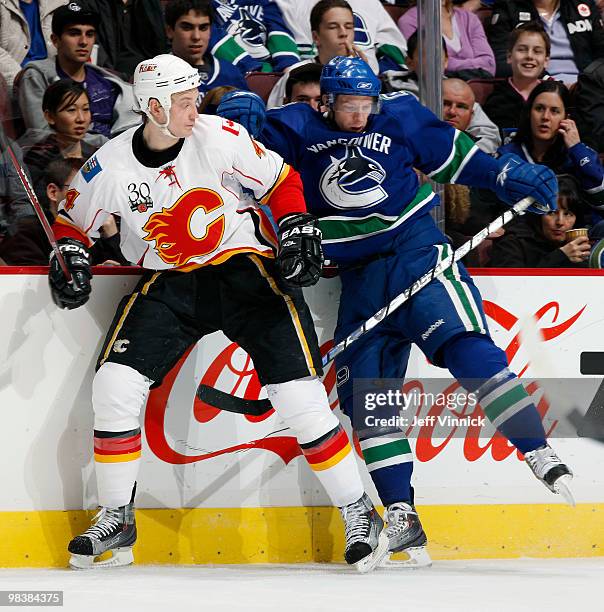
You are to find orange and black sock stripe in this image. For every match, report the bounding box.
[94,428,142,463]
[300,425,352,471]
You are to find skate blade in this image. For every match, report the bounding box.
[69,547,134,570]
[382,545,432,569]
[353,532,390,574]
[553,474,576,507]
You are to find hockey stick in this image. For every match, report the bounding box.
[321,196,535,366]
[0,132,71,280]
[196,384,272,415]
[198,196,534,415]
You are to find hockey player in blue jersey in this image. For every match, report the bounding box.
[262,56,573,566]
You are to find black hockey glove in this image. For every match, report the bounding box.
[49,237,92,310]
[276,213,324,287]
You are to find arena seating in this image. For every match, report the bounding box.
[245,72,283,102]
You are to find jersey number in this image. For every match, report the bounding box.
[128,182,151,204]
[142,188,225,267]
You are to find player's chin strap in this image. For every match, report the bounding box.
[199,196,535,415]
[147,112,180,140]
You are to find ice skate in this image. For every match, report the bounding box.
[339,493,389,573]
[383,502,432,568]
[524,444,575,506]
[68,501,136,569]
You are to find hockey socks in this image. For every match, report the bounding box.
[442,334,546,454]
[300,424,364,506]
[359,433,414,506]
[267,377,364,507]
[94,428,142,508]
[475,370,546,453]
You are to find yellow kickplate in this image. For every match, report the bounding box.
[0,504,602,568]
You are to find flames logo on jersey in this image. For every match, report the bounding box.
[142,188,225,267]
[319,146,387,209]
[63,188,79,212]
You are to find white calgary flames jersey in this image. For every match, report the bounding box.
[56,115,285,271]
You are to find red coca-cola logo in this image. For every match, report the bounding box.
[145,301,585,465]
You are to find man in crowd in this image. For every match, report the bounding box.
[283,62,322,110]
[17,2,139,138]
[165,0,248,100]
[267,0,367,109]
[443,78,501,154]
[488,0,604,84]
[276,0,407,73]
[484,22,551,135]
[210,0,300,72]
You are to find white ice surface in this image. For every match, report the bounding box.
[0,559,601,612]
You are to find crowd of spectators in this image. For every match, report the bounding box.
[1,0,604,268]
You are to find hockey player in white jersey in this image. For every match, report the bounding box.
[48,54,388,572]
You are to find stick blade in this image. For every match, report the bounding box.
[196,384,273,416]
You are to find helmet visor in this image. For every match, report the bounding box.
[330,95,381,115]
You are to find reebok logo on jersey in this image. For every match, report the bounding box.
[421,319,445,341]
[580,156,590,167]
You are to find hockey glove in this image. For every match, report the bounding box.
[49,237,92,310]
[276,213,324,287]
[216,91,266,139]
[492,153,558,214]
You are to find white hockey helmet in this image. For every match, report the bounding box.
[133,54,201,120]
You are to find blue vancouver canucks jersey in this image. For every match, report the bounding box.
[262,92,501,262]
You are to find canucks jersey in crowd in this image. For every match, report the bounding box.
[211,0,300,72]
[274,0,408,73]
[262,92,502,264]
[197,55,249,99]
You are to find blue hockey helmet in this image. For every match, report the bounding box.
[320,56,381,111]
[216,90,266,139]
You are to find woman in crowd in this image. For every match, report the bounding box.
[489,174,590,267]
[19,80,102,206]
[398,0,496,78]
[497,80,604,220]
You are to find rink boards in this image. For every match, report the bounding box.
[0,267,603,567]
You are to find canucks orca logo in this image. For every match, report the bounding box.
[233,8,267,48]
[353,13,372,47]
[320,146,387,209]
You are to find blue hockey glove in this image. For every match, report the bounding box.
[492,153,558,214]
[216,91,266,139]
[276,213,323,287]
